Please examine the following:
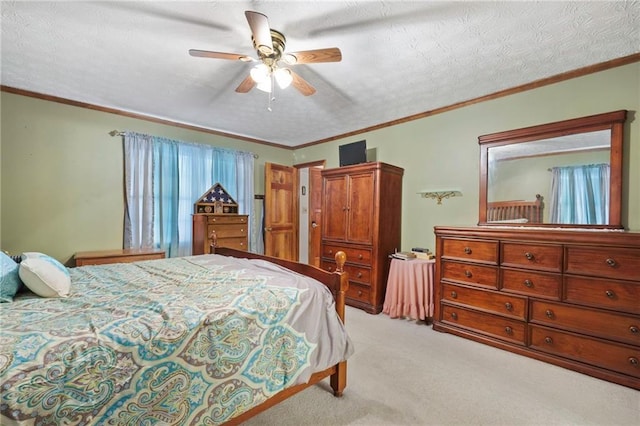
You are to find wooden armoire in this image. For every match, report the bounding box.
[320,162,404,314]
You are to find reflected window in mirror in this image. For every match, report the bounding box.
[479,110,627,228]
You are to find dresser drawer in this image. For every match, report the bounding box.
[501,268,561,299]
[530,300,640,346]
[441,238,498,264]
[565,246,640,281]
[441,305,526,345]
[442,283,527,320]
[215,237,247,251]
[442,260,498,289]
[322,244,371,265]
[322,260,371,285]
[207,215,248,224]
[208,224,247,239]
[346,282,371,304]
[564,276,640,315]
[530,325,640,379]
[501,242,562,272]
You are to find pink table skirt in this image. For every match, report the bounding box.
[383,258,435,320]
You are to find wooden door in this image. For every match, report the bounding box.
[308,167,323,267]
[346,171,376,244]
[264,163,298,260]
[322,174,348,241]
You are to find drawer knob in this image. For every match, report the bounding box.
[451,312,458,320]
[544,337,553,344]
[524,252,534,261]
[358,254,363,259]
[464,270,472,278]
[464,247,472,254]
[328,249,333,254]
[606,258,617,267]
[505,302,513,311]
[357,272,363,278]
[545,309,554,319]
[450,291,458,299]
[357,290,363,296]
[630,326,639,334]
[629,357,638,366]
[605,290,615,299]
[523,279,533,288]
[505,326,513,335]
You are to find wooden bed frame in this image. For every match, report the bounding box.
[486,194,543,223]
[209,232,349,425]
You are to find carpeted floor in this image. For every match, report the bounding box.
[244,306,639,425]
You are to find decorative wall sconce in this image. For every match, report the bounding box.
[418,190,463,204]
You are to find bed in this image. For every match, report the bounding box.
[486,194,544,223]
[0,247,352,425]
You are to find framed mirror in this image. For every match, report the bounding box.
[478,110,627,228]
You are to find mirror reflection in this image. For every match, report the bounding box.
[478,110,626,228]
[487,130,611,225]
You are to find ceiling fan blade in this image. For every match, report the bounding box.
[245,11,273,55]
[235,75,256,93]
[189,49,254,62]
[286,48,342,64]
[290,71,316,96]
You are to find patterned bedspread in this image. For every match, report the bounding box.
[0,254,353,425]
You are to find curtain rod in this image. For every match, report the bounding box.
[109,130,259,158]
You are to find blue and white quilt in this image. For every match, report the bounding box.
[0,255,353,425]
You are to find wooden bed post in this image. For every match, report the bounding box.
[330,250,348,397]
[207,230,218,254]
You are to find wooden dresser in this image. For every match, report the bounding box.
[192,214,249,254]
[320,162,404,314]
[434,226,640,389]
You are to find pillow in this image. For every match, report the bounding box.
[19,255,71,298]
[1,252,22,302]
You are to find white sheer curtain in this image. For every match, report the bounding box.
[123,132,255,257]
[123,132,154,249]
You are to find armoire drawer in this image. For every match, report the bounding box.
[441,305,526,345]
[501,268,561,299]
[565,246,640,281]
[441,260,498,289]
[442,283,527,320]
[322,244,371,265]
[501,242,562,272]
[208,224,247,238]
[346,282,371,304]
[441,238,498,264]
[207,215,247,224]
[530,325,640,379]
[530,300,640,346]
[321,261,371,285]
[564,276,640,315]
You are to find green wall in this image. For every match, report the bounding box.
[293,62,640,252]
[2,62,638,262]
[0,93,293,263]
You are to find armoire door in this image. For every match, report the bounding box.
[322,174,348,241]
[345,171,375,244]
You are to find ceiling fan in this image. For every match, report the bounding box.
[189,11,342,96]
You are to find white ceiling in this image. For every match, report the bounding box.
[2,1,639,148]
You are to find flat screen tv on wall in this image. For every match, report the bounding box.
[339,140,367,167]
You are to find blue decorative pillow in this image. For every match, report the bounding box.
[1,252,23,302]
[19,253,71,298]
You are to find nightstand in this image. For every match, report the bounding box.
[74,248,165,266]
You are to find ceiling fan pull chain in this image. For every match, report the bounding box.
[267,74,275,111]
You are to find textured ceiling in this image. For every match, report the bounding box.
[1,1,639,147]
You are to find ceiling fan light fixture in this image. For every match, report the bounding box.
[250,63,270,83]
[256,79,272,93]
[274,68,293,89]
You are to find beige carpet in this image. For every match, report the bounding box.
[244,306,639,425]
